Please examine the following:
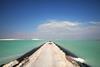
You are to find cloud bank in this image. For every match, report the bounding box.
[4,20,100,40]
[34,20,100,40]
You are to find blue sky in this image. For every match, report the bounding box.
[0,0,100,39]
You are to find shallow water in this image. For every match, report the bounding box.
[0,40,45,65]
[55,40,100,67]
[0,40,100,67]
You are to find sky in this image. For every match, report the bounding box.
[0,0,100,40]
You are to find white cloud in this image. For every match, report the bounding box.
[34,20,100,40]
[37,21,79,32]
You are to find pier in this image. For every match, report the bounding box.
[2,42,90,67]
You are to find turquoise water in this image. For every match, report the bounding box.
[55,40,100,67]
[0,40,100,67]
[0,40,45,65]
